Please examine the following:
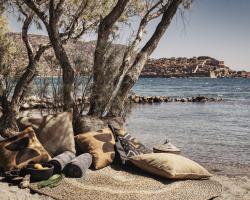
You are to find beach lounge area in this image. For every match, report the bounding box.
[0,112,249,200]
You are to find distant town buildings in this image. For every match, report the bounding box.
[141,56,245,78]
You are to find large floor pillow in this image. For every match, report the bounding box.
[17,112,75,157]
[0,127,50,171]
[110,127,152,162]
[74,116,108,135]
[130,153,212,180]
[75,128,115,169]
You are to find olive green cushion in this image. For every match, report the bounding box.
[130,153,212,180]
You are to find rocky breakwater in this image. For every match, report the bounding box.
[20,95,223,110]
[129,95,223,104]
[20,96,90,110]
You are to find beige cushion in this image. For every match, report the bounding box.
[0,127,51,171]
[130,153,212,180]
[75,128,115,169]
[17,112,75,157]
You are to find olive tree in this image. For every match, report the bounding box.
[22,0,191,119]
[0,1,51,137]
[0,0,192,137]
[89,0,191,118]
[21,0,119,117]
[21,0,144,119]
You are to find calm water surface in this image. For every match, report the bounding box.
[126,78,250,166]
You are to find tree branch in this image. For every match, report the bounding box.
[101,0,170,116]
[107,0,183,117]
[22,13,34,64]
[54,0,65,23]
[34,43,51,61]
[22,0,48,25]
[60,0,88,40]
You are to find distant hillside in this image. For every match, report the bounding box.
[8,33,250,78]
[9,32,96,75]
[9,32,125,76]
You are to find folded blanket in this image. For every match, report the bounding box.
[64,153,92,178]
[48,151,76,174]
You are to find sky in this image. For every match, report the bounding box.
[6,0,250,71]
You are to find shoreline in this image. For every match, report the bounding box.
[203,162,250,178]
[35,76,250,79]
[139,75,250,79]
[15,95,224,111]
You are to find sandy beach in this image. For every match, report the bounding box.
[1,164,250,200]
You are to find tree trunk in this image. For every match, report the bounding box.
[88,0,129,117]
[47,32,75,110]
[0,59,39,138]
[108,53,148,117]
[108,0,182,117]
[0,93,18,138]
[46,27,79,123]
[0,13,45,137]
[11,62,36,108]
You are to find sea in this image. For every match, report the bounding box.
[126,78,250,172]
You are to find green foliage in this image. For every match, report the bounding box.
[0,10,23,96]
[0,9,16,74]
[37,174,63,189]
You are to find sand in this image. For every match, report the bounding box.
[1,165,250,200]
[0,178,52,200]
[213,175,250,200]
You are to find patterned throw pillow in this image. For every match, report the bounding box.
[75,128,115,170]
[110,127,152,163]
[17,112,75,157]
[0,127,51,171]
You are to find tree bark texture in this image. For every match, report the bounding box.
[108,0,183,117]
[88,0,129,117]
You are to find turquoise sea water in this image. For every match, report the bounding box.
[126,78,250,167]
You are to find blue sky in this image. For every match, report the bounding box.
[6,0,250,71]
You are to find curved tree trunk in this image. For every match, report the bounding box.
[44,0,79,120]
[108,0,183,117]
[46,28,79,123]
[0,59,43,138]
[0,92,18,138]
[88,0,129,117]
[0,13,49,138]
